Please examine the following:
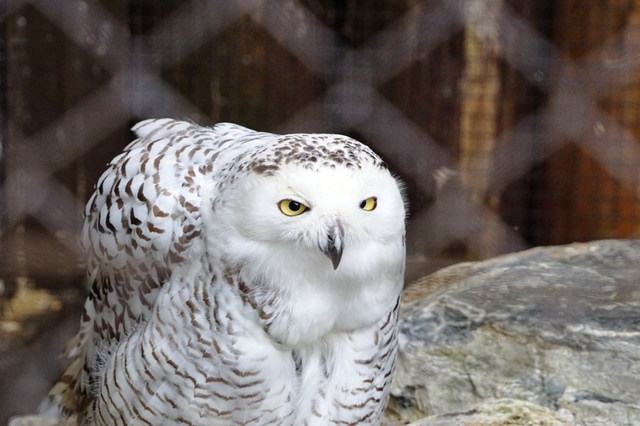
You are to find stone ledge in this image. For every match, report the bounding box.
[388,240,640,426]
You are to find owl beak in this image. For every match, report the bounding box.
[322,222,344,270]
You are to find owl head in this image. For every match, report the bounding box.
[210,133,406,279]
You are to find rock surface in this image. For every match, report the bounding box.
[403,398,575,426]
[389,239,640,425]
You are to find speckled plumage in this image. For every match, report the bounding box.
[47,119,406,425]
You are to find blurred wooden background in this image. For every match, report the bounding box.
[4,0,640,288]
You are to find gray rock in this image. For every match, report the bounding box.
[390,240,640,425]
[402,398,575,426]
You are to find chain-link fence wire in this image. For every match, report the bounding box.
[2,0,640,420]
[3,0,640,296]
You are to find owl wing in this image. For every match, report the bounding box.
[49,119,270,413]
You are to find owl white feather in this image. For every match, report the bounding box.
[47,119,406,425]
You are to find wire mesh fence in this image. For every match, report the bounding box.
[2,0,640,421]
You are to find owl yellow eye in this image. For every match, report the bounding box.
[360,196,377,211]
[278,199,309,216]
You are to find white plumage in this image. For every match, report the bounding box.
[48,119,406,425]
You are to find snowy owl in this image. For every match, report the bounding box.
[46,119,406,425]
